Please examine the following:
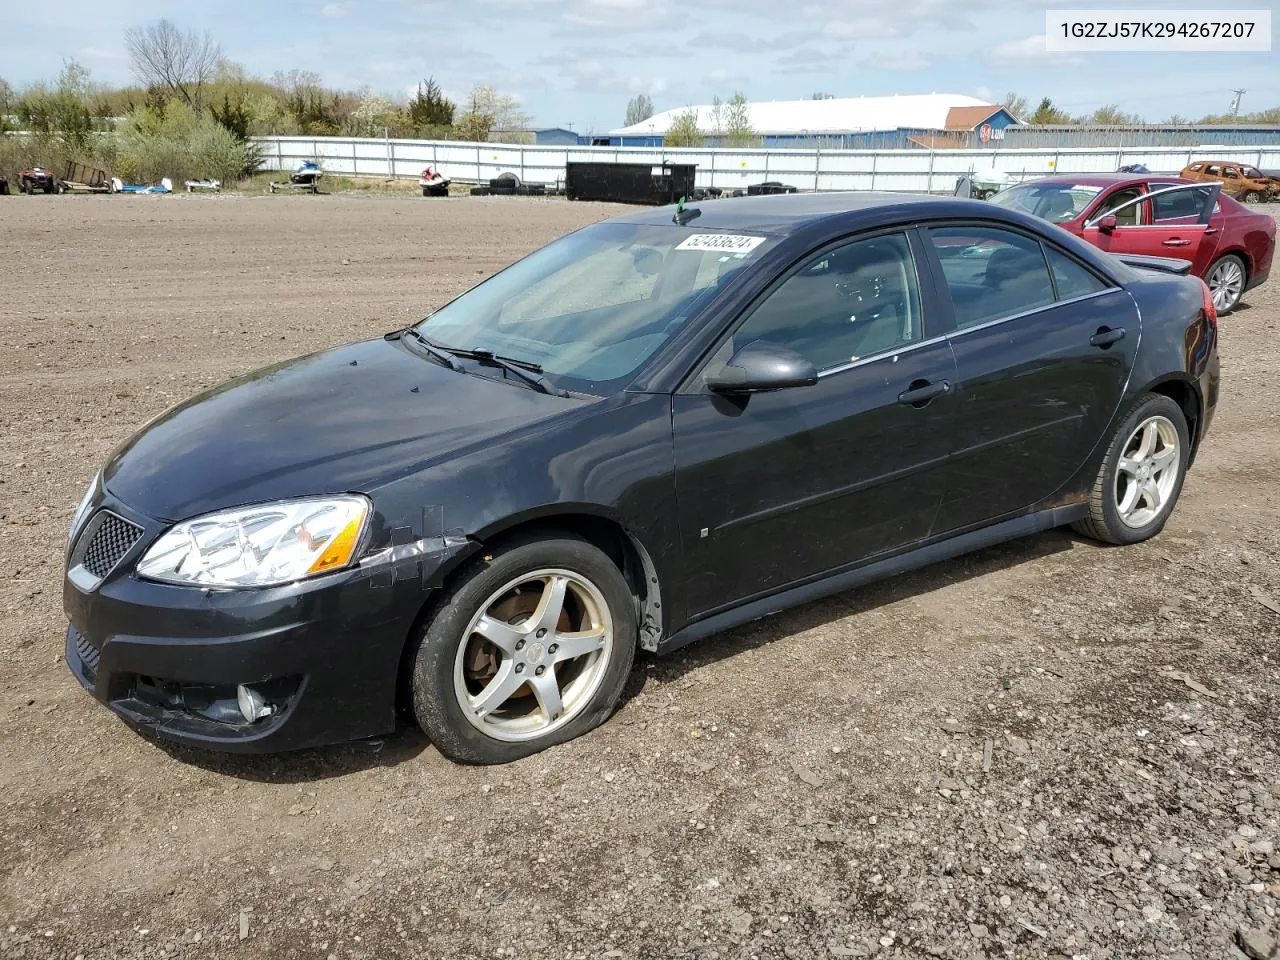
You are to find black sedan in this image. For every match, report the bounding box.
[64,192,1220,764]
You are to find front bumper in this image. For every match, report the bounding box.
[63,497,447,753]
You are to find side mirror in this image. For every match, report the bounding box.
[1096,214,1118,234]
[705,341,819,394]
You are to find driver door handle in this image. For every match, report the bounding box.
[898,379,951,407]
[1090,326,1126,348]
[1162,238,1192,247]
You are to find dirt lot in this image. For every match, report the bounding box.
[1,193,1279,960]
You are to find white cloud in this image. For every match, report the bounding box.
[824,19,902,40]
[989,34,1084,66]
[321,2,350,17]
[858,51,930,70]
[80,46,126,61]
[564,0,669,28]
[975,85,994,102]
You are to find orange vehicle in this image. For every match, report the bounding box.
[1180,160,1278,203]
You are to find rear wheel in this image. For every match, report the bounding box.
[1242,190,1262,203]
[411,536,637,764]
[1073,394,1189,546]
[1206,253,1246,314]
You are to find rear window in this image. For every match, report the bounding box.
[987,183,1101,222]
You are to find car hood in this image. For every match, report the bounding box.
[104,337,589,520]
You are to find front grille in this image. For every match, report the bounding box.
[71,627,100,676]
[81,511,144,579]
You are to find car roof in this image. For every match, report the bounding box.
[610,191,1005,235]
[1011,173,1199,188]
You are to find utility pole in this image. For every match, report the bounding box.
[1230,89,1245,116]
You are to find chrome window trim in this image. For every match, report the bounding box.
[816,286,1119,379]
[944,287,1118,342]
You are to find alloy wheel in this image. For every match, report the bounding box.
[453,568,614,742]
[1114,415,1181,529]
[1207,258,1245,313]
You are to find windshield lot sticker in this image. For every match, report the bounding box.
[676,234,766,254]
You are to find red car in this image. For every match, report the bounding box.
[989,173,1275,314]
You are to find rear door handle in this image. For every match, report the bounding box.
[1090,326,1126,348]
[1162,238,1192,247]
[898,379,951,407]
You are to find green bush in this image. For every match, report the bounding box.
[117,101,260,184]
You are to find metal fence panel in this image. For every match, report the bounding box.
[254,136,1280,194]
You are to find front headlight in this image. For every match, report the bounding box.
[69,473,99,544]
[136,496,370,588]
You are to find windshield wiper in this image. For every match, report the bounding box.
[391,327,467,373]
[445,347,569,397]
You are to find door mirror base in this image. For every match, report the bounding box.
[705,341,819,394]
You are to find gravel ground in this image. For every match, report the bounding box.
[1,194,1278,960]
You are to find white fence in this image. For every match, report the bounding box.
[254,135,1280,195]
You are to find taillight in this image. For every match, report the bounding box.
[1197,277,1218,329]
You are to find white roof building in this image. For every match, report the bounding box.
[610,93,1003,138]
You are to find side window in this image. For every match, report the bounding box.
[1152,185,1212,221]
[930,226,1054,329]
[1046,247,1109,300]
[725,232,922,372]
[1225,166,1240,178]
[1206,164,1222,176]
[1189,163,1203,172]
[1099,187,1144,225]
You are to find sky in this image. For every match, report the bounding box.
[5,0,1278,133]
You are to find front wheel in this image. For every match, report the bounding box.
[1242,190,1262,203]
[1073,394,1190,546]
[1206,253,1246,314]
[411,535,637,764]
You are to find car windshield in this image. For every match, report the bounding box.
[414,221,776,395]
[988,183,1104,222]
[1243,166,1262,178]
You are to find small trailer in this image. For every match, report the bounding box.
[57,161,115,194]
[269,160,322,194]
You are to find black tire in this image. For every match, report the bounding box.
[410,535,638,764]
[1073,394,1190,546]
[1243,190,1262,203]
[469,186,490,197]
[489,186,516,196]
[489,172,521,189]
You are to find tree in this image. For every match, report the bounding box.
[124,19,221,109]
[1029,97,1072,124]
[408,77,454,129]
[0,77,13,133]
[723,91,755,147]
[1087,104,1142,125]
[1199,105,1280,124]
[664,107,703,148]
[452,85,529,142]
[16,59,95,151]
[624,93,654,127]
[708,95,724,139]
[210,91,250,141]
[1002,92,1028,121]
[346,89,395,137]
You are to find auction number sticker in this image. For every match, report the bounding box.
[675,234,767,253]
